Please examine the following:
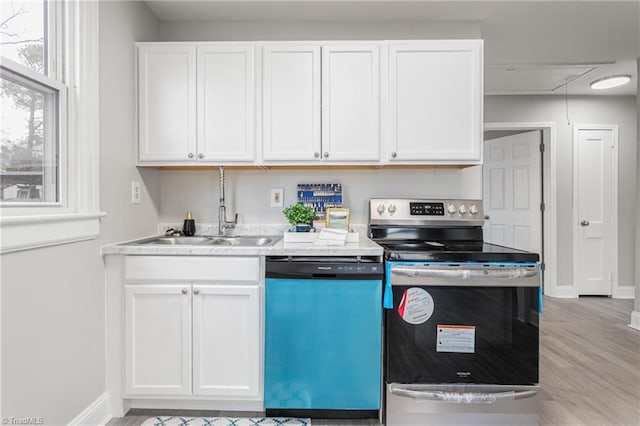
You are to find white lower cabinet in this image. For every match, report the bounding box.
[192,284,260,397]
[125,285,192,396]
[124,256,262,401]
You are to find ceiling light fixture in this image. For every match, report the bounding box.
[590,74,631,90]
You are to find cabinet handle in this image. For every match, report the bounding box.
[391,152,397,158]
[188,153,194,159]
[193,288,200,295]
[197,153,204,159]
[323,152,329,158]
[314,152,320,158]
[181,288,188,295]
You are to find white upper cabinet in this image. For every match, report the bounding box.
[262,44,322,161]
[138,43,256,164]
[385,40,483,164]
[138,45,197,163]
[197,45,255,162]
[262,43,381,163]
[322,44,380,161]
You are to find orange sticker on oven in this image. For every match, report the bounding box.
[398,287,434,325]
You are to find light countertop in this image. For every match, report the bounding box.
[101,234,383,257]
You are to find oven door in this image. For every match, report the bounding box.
[386,262,540,386]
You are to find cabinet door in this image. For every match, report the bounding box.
[322,45,380,161]
[387,41,483,163]
[125,285,192,396]
[193,285,261,398]
[262,44,321,161]
[138,45,197,163]
[197,45,256,162]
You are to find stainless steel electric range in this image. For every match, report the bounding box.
[368,198,541,426]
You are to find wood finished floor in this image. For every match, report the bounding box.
[107,296,640,426]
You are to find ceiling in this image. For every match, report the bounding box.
[144,0,639,95]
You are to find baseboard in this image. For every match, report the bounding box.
[629,310,640,331]
[613,285,635,299]
[69,392,111,426]
[544,285,576,298]
[129,399,264,411]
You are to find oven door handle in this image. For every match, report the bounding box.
[391,267,538,280]
[389,384,538,403]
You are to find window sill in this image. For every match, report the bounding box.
[0,212,106,254]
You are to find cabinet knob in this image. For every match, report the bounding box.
[181,288,188,295]
[391,152,397,158]
[197,153,204,159]
[314,152,320,158]
[188,152,194,159]
[323,152,329,158]
[193,288,200,295]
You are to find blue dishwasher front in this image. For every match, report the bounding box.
[265,257,383,419]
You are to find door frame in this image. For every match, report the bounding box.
[572,124,621,297]
[484,122,557,297]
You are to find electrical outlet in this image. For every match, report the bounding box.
[131,181,141,204]
[270,188,284,208]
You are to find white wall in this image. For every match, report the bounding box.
[158,21,481,42]
[0,2,160,424]
[485,95,637,291]
[159,167,482,226]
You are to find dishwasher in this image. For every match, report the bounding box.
[264,256,384,419]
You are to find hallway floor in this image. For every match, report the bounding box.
[108,296,640,426]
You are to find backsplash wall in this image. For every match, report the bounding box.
[158,166,482,226]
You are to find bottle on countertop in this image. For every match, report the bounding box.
[183,211,196,236]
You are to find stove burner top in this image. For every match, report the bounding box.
[377,240,484,252]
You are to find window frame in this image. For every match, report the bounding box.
[0,1,103,254]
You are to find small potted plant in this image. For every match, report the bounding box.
[283,203,316,232]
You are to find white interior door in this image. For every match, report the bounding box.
[573,126,617,296]
[483,130,542,254]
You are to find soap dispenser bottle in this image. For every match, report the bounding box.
[183,211,196,236]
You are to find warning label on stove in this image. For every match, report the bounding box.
[436,325,476,353]
[398,287,434,325]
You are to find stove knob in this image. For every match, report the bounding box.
[447,204,457,215]
[458,204,467,215]
[388,204,397,214]
[377,204,386,215]
[469,204,479,215]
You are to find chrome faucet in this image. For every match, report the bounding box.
[218,166,238,236]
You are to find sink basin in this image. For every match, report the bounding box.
[135,236,213,245]
[132,235,280,247]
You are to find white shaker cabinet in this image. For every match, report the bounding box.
[321,44,380,161]
[138,45,197,163]
[124,256,262,400]
[138,43,256,164]
[193,284,260,397]
[262,44,322,161]
[125,284,192,396]
[262,43,380,163]
[386,40,483,164]
[197,45,256,162]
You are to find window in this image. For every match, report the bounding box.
[0,1,101,253]
[1,0,60,203]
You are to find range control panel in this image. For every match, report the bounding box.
[369,198,484,225]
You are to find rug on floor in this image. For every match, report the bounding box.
[141,417,311,426]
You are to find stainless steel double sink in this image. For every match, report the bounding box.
[131,235,280,247]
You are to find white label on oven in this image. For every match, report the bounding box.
[398,288,434,324]
[436,325,476,353]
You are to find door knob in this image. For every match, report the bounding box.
[580,220,590,226]
[484,215,490,220]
